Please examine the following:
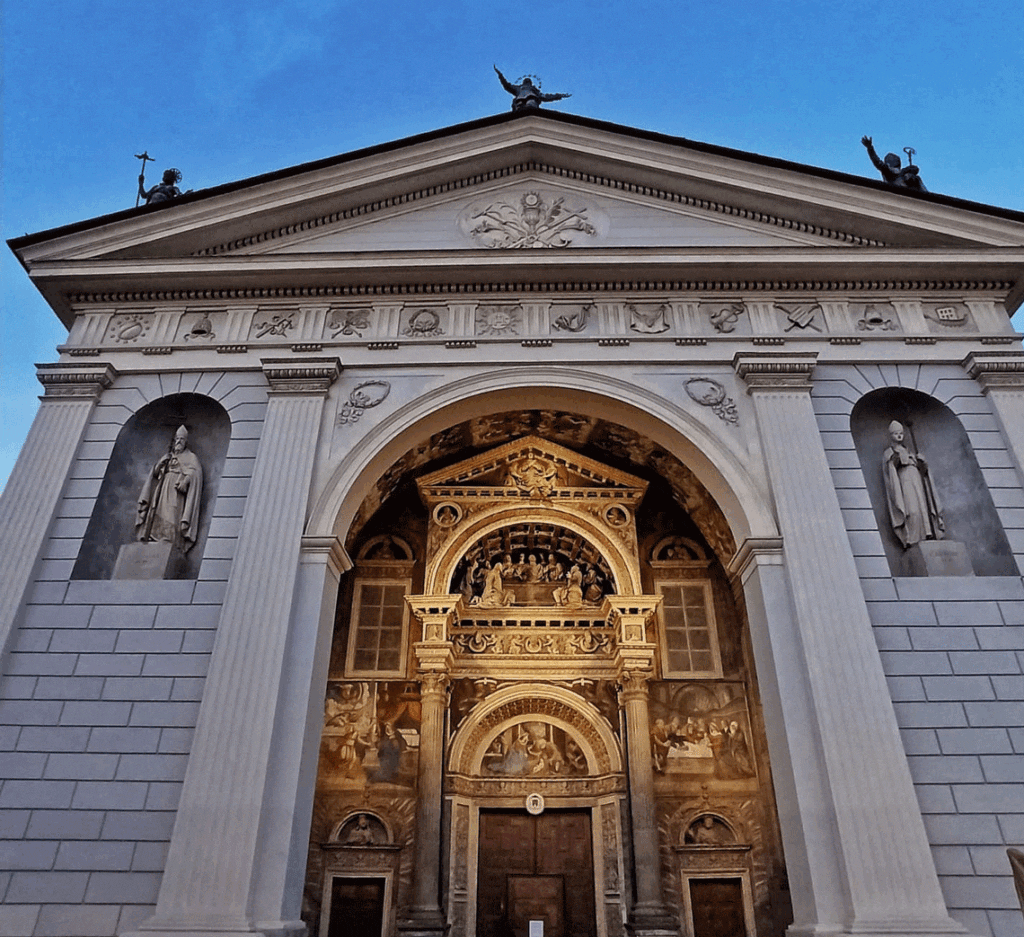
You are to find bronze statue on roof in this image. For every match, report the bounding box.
[861,136,927,191]
[494,66,571,111]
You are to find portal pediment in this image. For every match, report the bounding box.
[417,434,648,499]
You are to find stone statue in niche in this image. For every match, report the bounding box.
[136,425,204,550]
[882,420,944,548]
[684,815,735,846]
[114,425,204,580]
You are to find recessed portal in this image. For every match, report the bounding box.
[477,809,596,937]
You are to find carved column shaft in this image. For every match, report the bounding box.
[0,363,115,664]
[613,599,677,936]
[734,353,962,936]
[403,601,456,936]
[129,358,340,937]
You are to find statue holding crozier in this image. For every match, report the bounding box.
[114,425,204,579]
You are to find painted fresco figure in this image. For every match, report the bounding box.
[883,420,944,548]
[136,425,203,551]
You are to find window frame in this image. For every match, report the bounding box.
[654,578,722,680]
[344,577,412,679]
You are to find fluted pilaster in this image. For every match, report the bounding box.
[0,362,115,664]
[128,358,340,937]
[734,352,964,937]
[964,350,1024,483]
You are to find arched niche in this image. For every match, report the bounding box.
[851,387,1017,577]
[72,393,231,580]
[449,685,623,778]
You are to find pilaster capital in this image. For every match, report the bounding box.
[35,361,117,399]
[733,351,817,391]
[727,537,784,583]
[299,535,353,574]
[261,356,341,395]
[413,645,454,689]
[963,350,1024,391]
[616,659,655,701]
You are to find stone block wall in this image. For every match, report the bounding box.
[814,362,1024,937]
[0,371,265,937]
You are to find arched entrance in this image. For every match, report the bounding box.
[302,391,791,937]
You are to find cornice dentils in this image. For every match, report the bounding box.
[261,356,341,394]
[963,350,1024,391]
[733,352,817,390]
[36,361,117,398]
[195,159,882,257]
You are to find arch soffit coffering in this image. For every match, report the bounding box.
[448,684,623,777]
[306,367,776,552]
[425,502,641,597]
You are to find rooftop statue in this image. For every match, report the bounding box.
[494,65,571,111]
[861,136,927,191]
[139,168,184,205]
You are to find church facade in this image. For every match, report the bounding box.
[2,110,1023,937]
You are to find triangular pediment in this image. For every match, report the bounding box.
[226,174,846,254]
[417,435,648,499]
[12,111,1024,323]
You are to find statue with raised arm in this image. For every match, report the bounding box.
[139,168,183,205]
[494,66,571,111]
[861,137,927,191]
[883,420,943,548]
[1009,848,1024,923]
[136,426,203,551]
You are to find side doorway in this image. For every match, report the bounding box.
[477,809,597,937]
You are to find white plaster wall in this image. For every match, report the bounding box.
[812,362,1024,937]
[0,370,266,937]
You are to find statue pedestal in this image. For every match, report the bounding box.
[906,540,974,577]
[113,541,184,580]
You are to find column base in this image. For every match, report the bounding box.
[396,907,449,937]
[121,918,305,937]
[626,902,679,937]
[786,916,970,937]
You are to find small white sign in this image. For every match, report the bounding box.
[529,921,544,937]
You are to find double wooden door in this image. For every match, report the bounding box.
[477,809,596,937]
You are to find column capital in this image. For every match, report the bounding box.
[35,361,117,398]
[261,356,341,395]
[605,595,662,645]
[733,351,817,390]
[963,350,1024,391]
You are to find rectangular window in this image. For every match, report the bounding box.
[656,580,721,679]
[345,580,410,677]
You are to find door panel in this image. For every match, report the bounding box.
[689,877,746,937]
[508,875,564,937]
[326,876,385,937]
[477,810,596,937]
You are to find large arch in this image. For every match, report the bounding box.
[307,366,778,553]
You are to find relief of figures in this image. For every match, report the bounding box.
[482,721,589,777]
[457,545,613,609]
[648,682,756,783]
[320,681,421,789]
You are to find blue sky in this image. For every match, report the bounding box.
[3,0,1023,487]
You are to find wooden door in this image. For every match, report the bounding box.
[689,877,746,937]
[477,809,596,937]
[325,876,385,937]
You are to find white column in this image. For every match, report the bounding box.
[126,357,340,937]
[0,362,116,664]
[734,352,965,937]
[964,351,1024,481]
